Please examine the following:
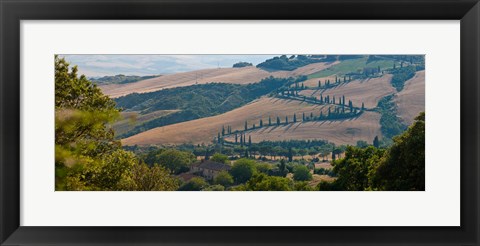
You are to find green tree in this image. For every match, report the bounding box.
[120,163,180,191]
[255,163,272,174]
[214,171,234,187]
[373,112,425,190]
[331,146,385,191]
[288,147,293,162]
[230,158,257,183]
[55,56,178,191]
[178,177,208,191]
[156,149,195,174]
[295,181,315,191]
[278,159,288,176]
[293,165,312,181]
[356,140,369,148]
[202,184,225,191]
[244,173,293,191]
[211,153,229,164]
[373,136,380,148]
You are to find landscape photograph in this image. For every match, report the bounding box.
[55,54,425,191]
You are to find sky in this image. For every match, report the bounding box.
[60,55,277,77]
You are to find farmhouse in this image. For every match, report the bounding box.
[191,160,231,180]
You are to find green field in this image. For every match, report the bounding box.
[307,57,396,79]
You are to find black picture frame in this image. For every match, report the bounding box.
[1,0,479,245]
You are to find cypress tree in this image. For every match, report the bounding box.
[217,132,221,143]
[222,125,225,136]
[240,134,243,147]
[235,133,238,143]
[285,116,289,124]
[302,112,305,121]
[333,96,336,104]
[244,121,248,131]
[260,119,263,127]
[288,147,293,162]
[277,116,280,126]
[293,113,297,123]
[310,112,313,119]
[342,95,346,105]
[248,135,252,146]
[318,81,321,87]
[269,116,272,126]
[373,136,380,148]
[361,102,365,110]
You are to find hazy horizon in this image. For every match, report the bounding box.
[60,54,278,77]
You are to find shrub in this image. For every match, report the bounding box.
[178,177,208,191]
[293,165,312,181]
[214,171,234,187]
[230,158,257,184]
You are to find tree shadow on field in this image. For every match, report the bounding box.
[283,123,295,132]
[266,125,281,133]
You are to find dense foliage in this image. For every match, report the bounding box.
[390,66,417,91]
[232,62,253,68]
[319,112,425,191]
[293,165,313,181]
[372,112,425,190]
[230,158,257,183]
[90,74,159,85]
[55,56,178,191]
[256,55,325,71]
[377,94,407,140]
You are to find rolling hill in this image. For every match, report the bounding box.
[100,62,338,98]
[121,97,381,146]
[394,70,425,125]
[114,55,424,148]
[298,74,396,109]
